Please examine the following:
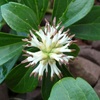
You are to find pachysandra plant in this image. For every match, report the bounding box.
[21,18,75,80]
[0,0,99,100]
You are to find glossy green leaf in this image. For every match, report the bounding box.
[0,54,20,84]
[6,0,20,2]
[0,9,2,22]
[70,6,100,40]
[0,32,25,46]
[0,42,23,66]
[21,0,49,23]
[42,65,73,100]
[0,8,4,30]
[49,77,99,100]
[6,64,38,93]
[1,2,38,33]
[52,0,71,23]
[10,29,27,36]
[52,0,94,27]
[0,32,24,65]
[42,72,58,100]
[0,0,7,6]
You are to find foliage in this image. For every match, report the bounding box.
[0,0,99,100]
[49,77,99,100]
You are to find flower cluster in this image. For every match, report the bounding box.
[22,18,75,80]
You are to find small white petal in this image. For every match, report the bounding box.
[39,64,44,76]
[29,30,42,48]
[31,64,40,75]
[57,35,69,45]
[36,29,46,43]
[67,56,74,59]
[51,66,54,78]
[58,26,64,35]
[52,34,58,43]
[49,61,61,77]
[45,63,48,73]
[50,53,62,61]
[53,42,73,53]
[27,56,34,62]
[59,48,72,52]
[53,64,61,76]
[46,36,52,49]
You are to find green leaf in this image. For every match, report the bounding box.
[0,9,2,22]
[42,65,73,100]
[0,0,7,6]
[6,64,38,93]
[76,78,99,100]
[0,32,24,65]
[1,2,38,33]
[21,0,49,23]
[70,6,100,40]
[6,0,20,2]
[0,42,23,66]
[42,72,58,100]
[0,9,5,30]
[52,0,71,23]
[49,77,99,100]
[10,29,27,36]
[0,54,20,84]
[0,32,25,46]
[52,0,94,27]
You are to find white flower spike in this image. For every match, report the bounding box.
[22,17,75,80]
